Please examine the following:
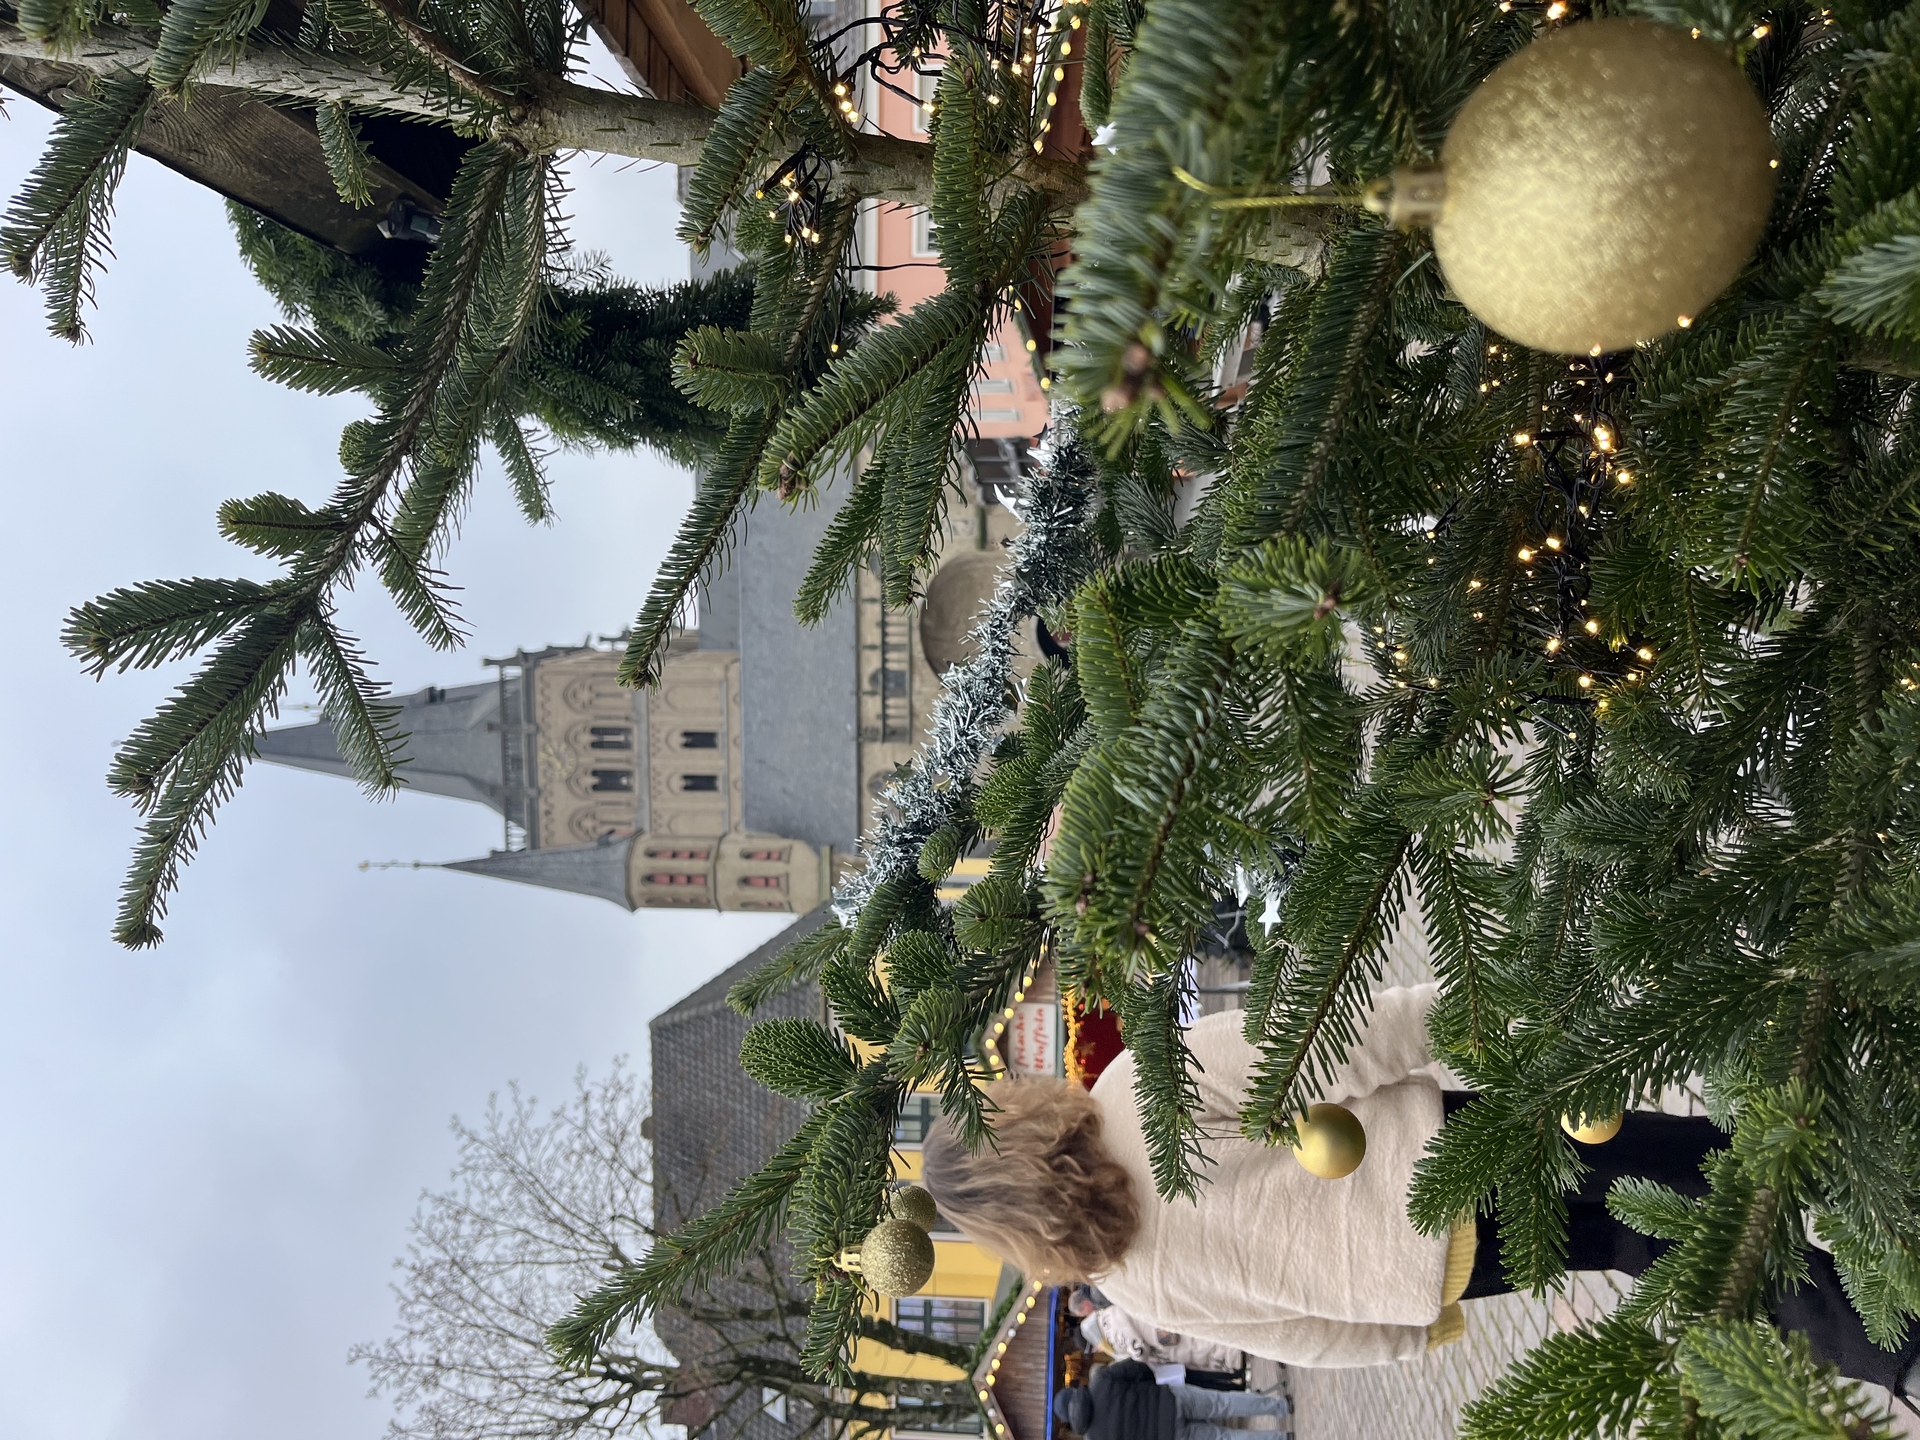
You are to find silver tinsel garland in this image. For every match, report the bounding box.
[831,406,1101,920]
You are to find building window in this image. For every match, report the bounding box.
[589,725,632,750]
[894,1095,938,1146]
[681,774,719,793]
[680,730,719,749]
[643,873,708,887]
[740,847,789,862]
[893,1296,986,1351]
[912,210,940,257]
[972,377,1014,395]
[740,874,784,890]
[590,769,633,792]
[912,68,940,135]
[893,1396,984,1437]
[646,847,712,861]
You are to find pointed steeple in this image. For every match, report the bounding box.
[442,835,637,909]
[258,680,508,813]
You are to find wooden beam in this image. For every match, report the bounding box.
[0,51,447,254]
[0,21,1087,210]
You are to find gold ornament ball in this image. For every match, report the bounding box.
[1290,1103,1367,1180]
[888,1183,940,1231]
[1561,1111,1624,1145]
[1430,18,1776,355]
[859,1218,936,1297]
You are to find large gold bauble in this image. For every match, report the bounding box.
[859,1218,936,1297]
[888,1184,940,1231]
[1290,1103,1367,1180]
[1432,18,1776,355]
[1560,1111,1625,1145]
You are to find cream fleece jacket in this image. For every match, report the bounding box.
[1089,983,1447,1368]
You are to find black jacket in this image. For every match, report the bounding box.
[1087,1360,1175,1440]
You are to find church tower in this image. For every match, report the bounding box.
[258,630,827,914]
[257,443,1038,915]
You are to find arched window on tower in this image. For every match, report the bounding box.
[589,725,632,750]
[590,769,633,793]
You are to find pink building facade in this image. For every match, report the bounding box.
[858,48,1052,442]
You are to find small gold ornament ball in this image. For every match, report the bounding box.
[888,1183,940,1231]
[1290,1103,1367,1180]
[859,1218,936,1297]
[1432,18,1776,355]
[1561,1111,1625,1145]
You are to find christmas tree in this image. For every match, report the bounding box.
[11,0,1920,1430]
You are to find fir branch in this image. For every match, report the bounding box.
[547,1109,827,1367]
[1119,966,1209,1200]
[728,916,849,1015]
[63,577,288,676]
[0,69,152,341]
[617,411,776,689]
[314,101,376,208]
[149,0,273,92]
[677,65,786,252]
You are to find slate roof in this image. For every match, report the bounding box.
[651,907,831,1440]
[256,679,506,812]
[651,906,828,1229]
[703,488,861,854]
[443,836,636,908]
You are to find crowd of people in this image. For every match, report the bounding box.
[1056,1285,1290,1440]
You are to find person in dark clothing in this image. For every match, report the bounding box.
[1051,1360,1289,1440]
[1442,1093,1920,1404]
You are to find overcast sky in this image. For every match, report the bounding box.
[0,69,790,1440]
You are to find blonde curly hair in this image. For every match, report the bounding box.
[921,1080,1139,1282]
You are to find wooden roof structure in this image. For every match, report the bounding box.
[973,1280,1068,1440]
[0,0,739,261]
[578,0,742,108]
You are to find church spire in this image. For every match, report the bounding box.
[257,679,510,815]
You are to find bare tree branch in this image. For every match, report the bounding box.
[352,1062,978,1440]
